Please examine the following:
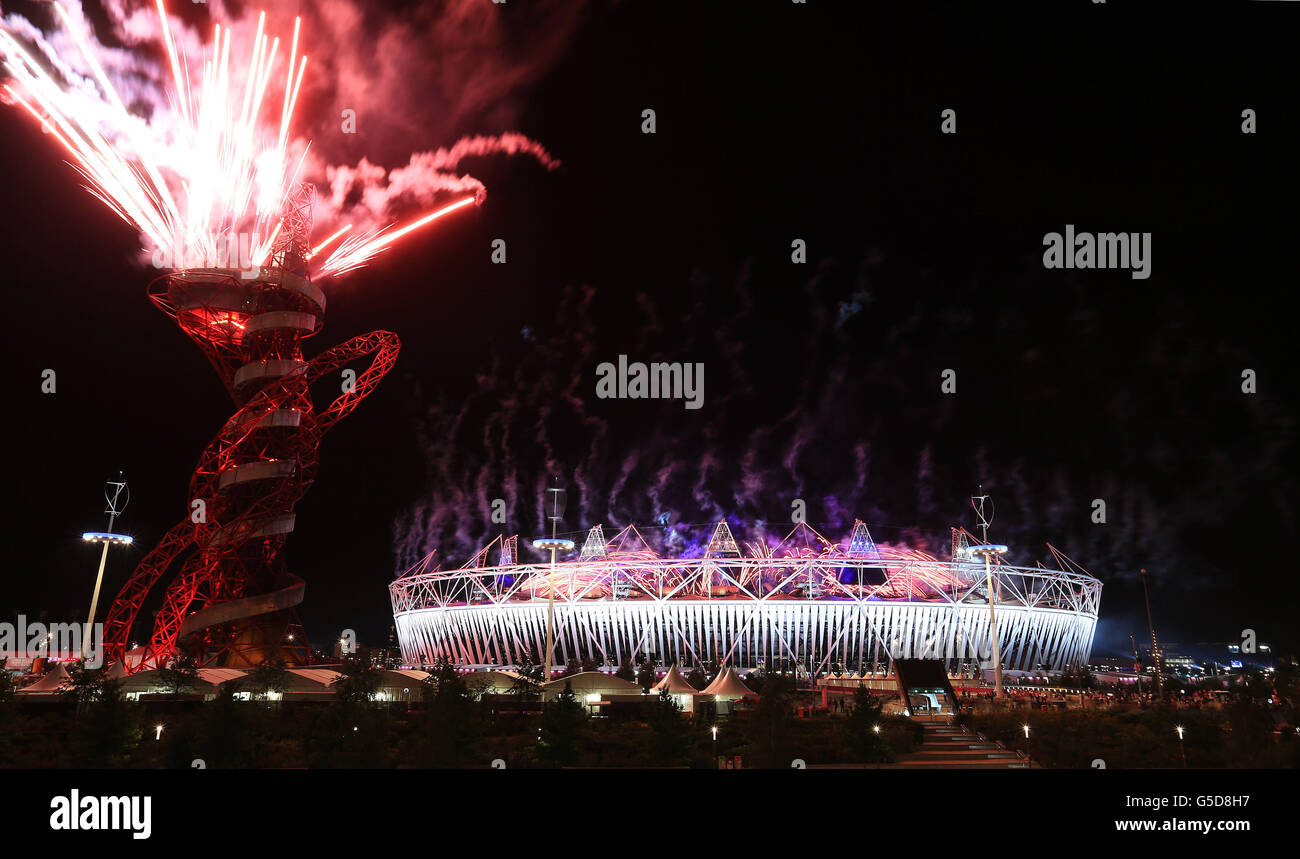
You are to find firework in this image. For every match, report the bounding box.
[0,1,478,276]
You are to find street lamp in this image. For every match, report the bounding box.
[1175,725,1187,768]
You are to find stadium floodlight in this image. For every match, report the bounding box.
[535,476,576,680]
[82,473,131,660]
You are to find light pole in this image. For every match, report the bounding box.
[81,472,132,661]
[971,543,1008,698]
[1130,632,1143,697]
[1175,725,1186,768]
[1140,568,1163,698]
[534,477,574,682]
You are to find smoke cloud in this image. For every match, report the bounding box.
[392,247,1296,606]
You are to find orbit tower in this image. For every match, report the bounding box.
[103,186,401,671]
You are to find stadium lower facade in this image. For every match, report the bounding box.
[390,521,1102,675]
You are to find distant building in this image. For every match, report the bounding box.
[1190,641,1274,675]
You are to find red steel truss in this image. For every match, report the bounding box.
[103,195,400,672]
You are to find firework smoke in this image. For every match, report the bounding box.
[393,247,1296,596]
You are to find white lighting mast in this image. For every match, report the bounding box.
[968,486,1007,699]
[81,472,133,661]
[534,476,575,681]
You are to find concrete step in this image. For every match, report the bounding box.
[885,759,1030,769]
[886,719,1038,768]
[909,748,1019,753]
[914,741,1014,751]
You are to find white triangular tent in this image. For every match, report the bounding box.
[20,662,71,693]
[653,664,698,694]
[700,666,753,699]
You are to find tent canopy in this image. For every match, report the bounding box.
[20,661,71,693]
[700,666,754,698]
[653,664,698,694]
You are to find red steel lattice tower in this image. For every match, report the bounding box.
[103,186,400,671]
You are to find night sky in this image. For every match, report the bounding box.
[1,1,1295,659]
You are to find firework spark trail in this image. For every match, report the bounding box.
[0,2,556,277]
[308,223,352,259]
[318,195,475,275]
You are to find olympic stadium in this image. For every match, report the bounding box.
[390,519,1102,676]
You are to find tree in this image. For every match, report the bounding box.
[844,687,891,764]
[1237,670,1274,703]
[538,680,587,767]
[158,653,202,696]
[0,659,19,766]
[508,651,543,700]
[245,656,289,700]
[414,660,486,766]
[61,661,108,709]
[1223,698,1282,767]
[636,659,657,692]
[312,660,392,768]
[743,672,795,767]
[514,649,545,685]
[644,688,691,766]
[508,671,541,702]
[70,678,141,767]
[685,665,707,690]
[331,656,382,705]
[305,701,392,768]
[188,680,254,768]
[614,659,636,683]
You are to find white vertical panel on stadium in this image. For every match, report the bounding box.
[394,595,1098,674]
